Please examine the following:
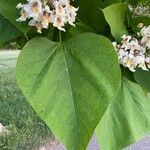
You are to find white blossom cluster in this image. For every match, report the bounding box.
[113,24,150,72]
[129,3,150,18]
[16,0,78,33]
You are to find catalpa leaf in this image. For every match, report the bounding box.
[16,33,121,150]
[96,78,150,150]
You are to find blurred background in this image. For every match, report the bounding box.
[0,49,52,150]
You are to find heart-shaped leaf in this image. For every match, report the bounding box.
[16,33,121,150]
[96,78,150,150]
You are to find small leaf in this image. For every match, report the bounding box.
[96,78,150,150]
[0,0,29,34]
[102,3,128,42]
[0,15,22,45]
[16,33,121,150]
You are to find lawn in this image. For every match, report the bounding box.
[0,51,52,150]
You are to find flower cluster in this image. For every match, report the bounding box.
[129,3,150,18]
[113,24,150,72]
[16,0,78,33]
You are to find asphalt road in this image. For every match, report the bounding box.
[87,134,150,150]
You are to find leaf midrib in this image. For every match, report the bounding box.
[62,46,79,149]
[26,42,79,148]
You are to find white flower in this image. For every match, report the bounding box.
[28,19,43,33]
[140,25,150,37]
[16,3,22,9]
[146,57,150,69]
[129,39,141,53]
[121,35,132,50]
[124,54,137,72]
[113,25,150,72]
[51,0,78,31]
[112,42,118,51]
[141,36,150,49]
[66,4,78,26]
[16,10,29,22]
[40,5,51,28]
[52,15,67,31]
[16,0,78,32]
[28,0,42,19]
[137,23,144,29]
[16,0,43,22]
[129,4,150,18]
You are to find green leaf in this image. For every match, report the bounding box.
[73,0,122,33]
[0,0,29,34]
[0,15,22,45]
[96,78,150,150]
[134,69,150,92]
[102,3,128,42]
[16,33,121,150]
[121,66,135,82]
[73,0,107,33]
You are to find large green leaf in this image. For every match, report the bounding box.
[16,33,121,150]
[96,78,150,150]
[102,3,128,42]
[134,69,150,92]
[0,15,22,45]
[0,0,29,34]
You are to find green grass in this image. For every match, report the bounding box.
[0,68,52,150]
